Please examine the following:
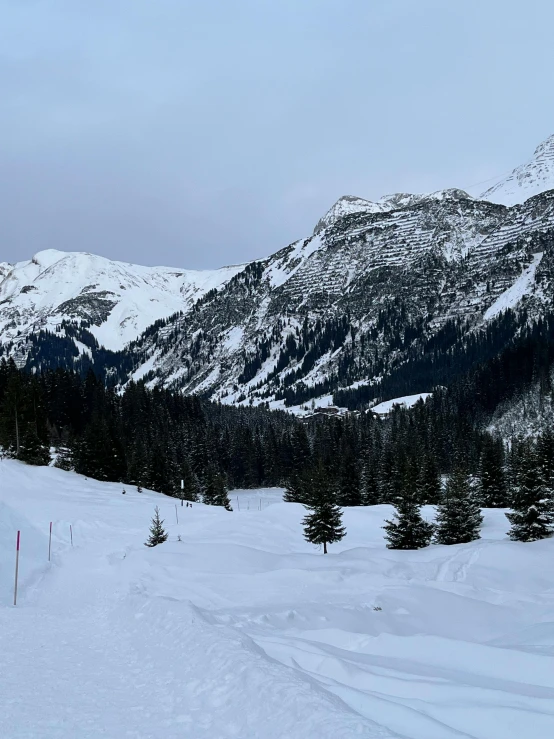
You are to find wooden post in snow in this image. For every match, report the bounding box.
[48,522,52,562]
[175,505,179,525]
[14,531,20,606]
[70,524,73,547]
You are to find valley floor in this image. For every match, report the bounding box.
[1,462,554,738]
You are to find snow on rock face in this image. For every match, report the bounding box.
[0,249,244,351]
[314,189,474,233]
[483,252,544,321]
[481,134,554,206]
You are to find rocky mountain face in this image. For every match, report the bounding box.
[2,134,554,413]
[122,187,554,411]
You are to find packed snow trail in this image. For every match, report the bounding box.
[2,461,554,738]
[0,464,387,739]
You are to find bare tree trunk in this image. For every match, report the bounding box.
[323,541,327,554]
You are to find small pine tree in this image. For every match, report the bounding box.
[54,444,74,472]
[18,426,50,466]
[383,490,434,550]
[434,466,483,545]
[302,467,346,554]
[203,466,232,510]
[144,506,168,547]
[506,443,554,542]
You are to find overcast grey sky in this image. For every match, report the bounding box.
[1,0,553,269]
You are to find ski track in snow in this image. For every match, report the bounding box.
[1,462,554,738]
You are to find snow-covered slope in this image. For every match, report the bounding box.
[2,460,554,738]
[0,249,243,351]
[481,134,554,206]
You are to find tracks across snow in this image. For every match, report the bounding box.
[1,463,554,738]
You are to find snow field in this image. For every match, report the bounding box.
[1,461,554,738]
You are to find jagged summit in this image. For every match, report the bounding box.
[481,133,554,206]
[314,188,473,233]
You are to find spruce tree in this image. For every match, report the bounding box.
[203,466,232,510]
[434,466,483,545]
[506,443,554,542]
[383,490,434,549]
[302,467,346,554]
[337,451,362,506]
[283,472,305,503]
[360,461,380,505]
[18,426,51,466]
[54,443,74,471]
[417,454,441,505]
[144,507,168,547]
[478,436,508,507]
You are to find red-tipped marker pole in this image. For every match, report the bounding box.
[14,531,20,606]
[48,522,52,562]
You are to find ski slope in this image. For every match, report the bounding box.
[1,461,554,738]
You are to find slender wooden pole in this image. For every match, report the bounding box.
[14,531,20,606]
[175,505,179,525]
[48,522,52,562]
[70,524,73,547]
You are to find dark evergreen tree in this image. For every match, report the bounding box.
[203,465,232,510]
[302,467,346,554]
[283,472,305,503]
[360,460,380,505]
[434,466,483,544]
[144,507,168,547]
[337,449,362,506]
[383,490,434,549]
[506,443,554,542]
[18,424,51,465]
[478,435,508,507]
[417,454,442,505]
[54,443,74,471]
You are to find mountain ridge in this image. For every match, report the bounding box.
[1,133,554,415]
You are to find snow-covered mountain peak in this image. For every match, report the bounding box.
[0,250,244,351]
[314,189,474,233]
[481,133,554,206]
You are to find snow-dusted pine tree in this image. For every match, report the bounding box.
[506,443,554,542]
[144,507,168,547]
[302,467,346,554]
[434,466,483,545]
[283,473,305,503]
[383,490,434,550]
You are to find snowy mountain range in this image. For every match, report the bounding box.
[0,250,243,350]
[2,133,554,411]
